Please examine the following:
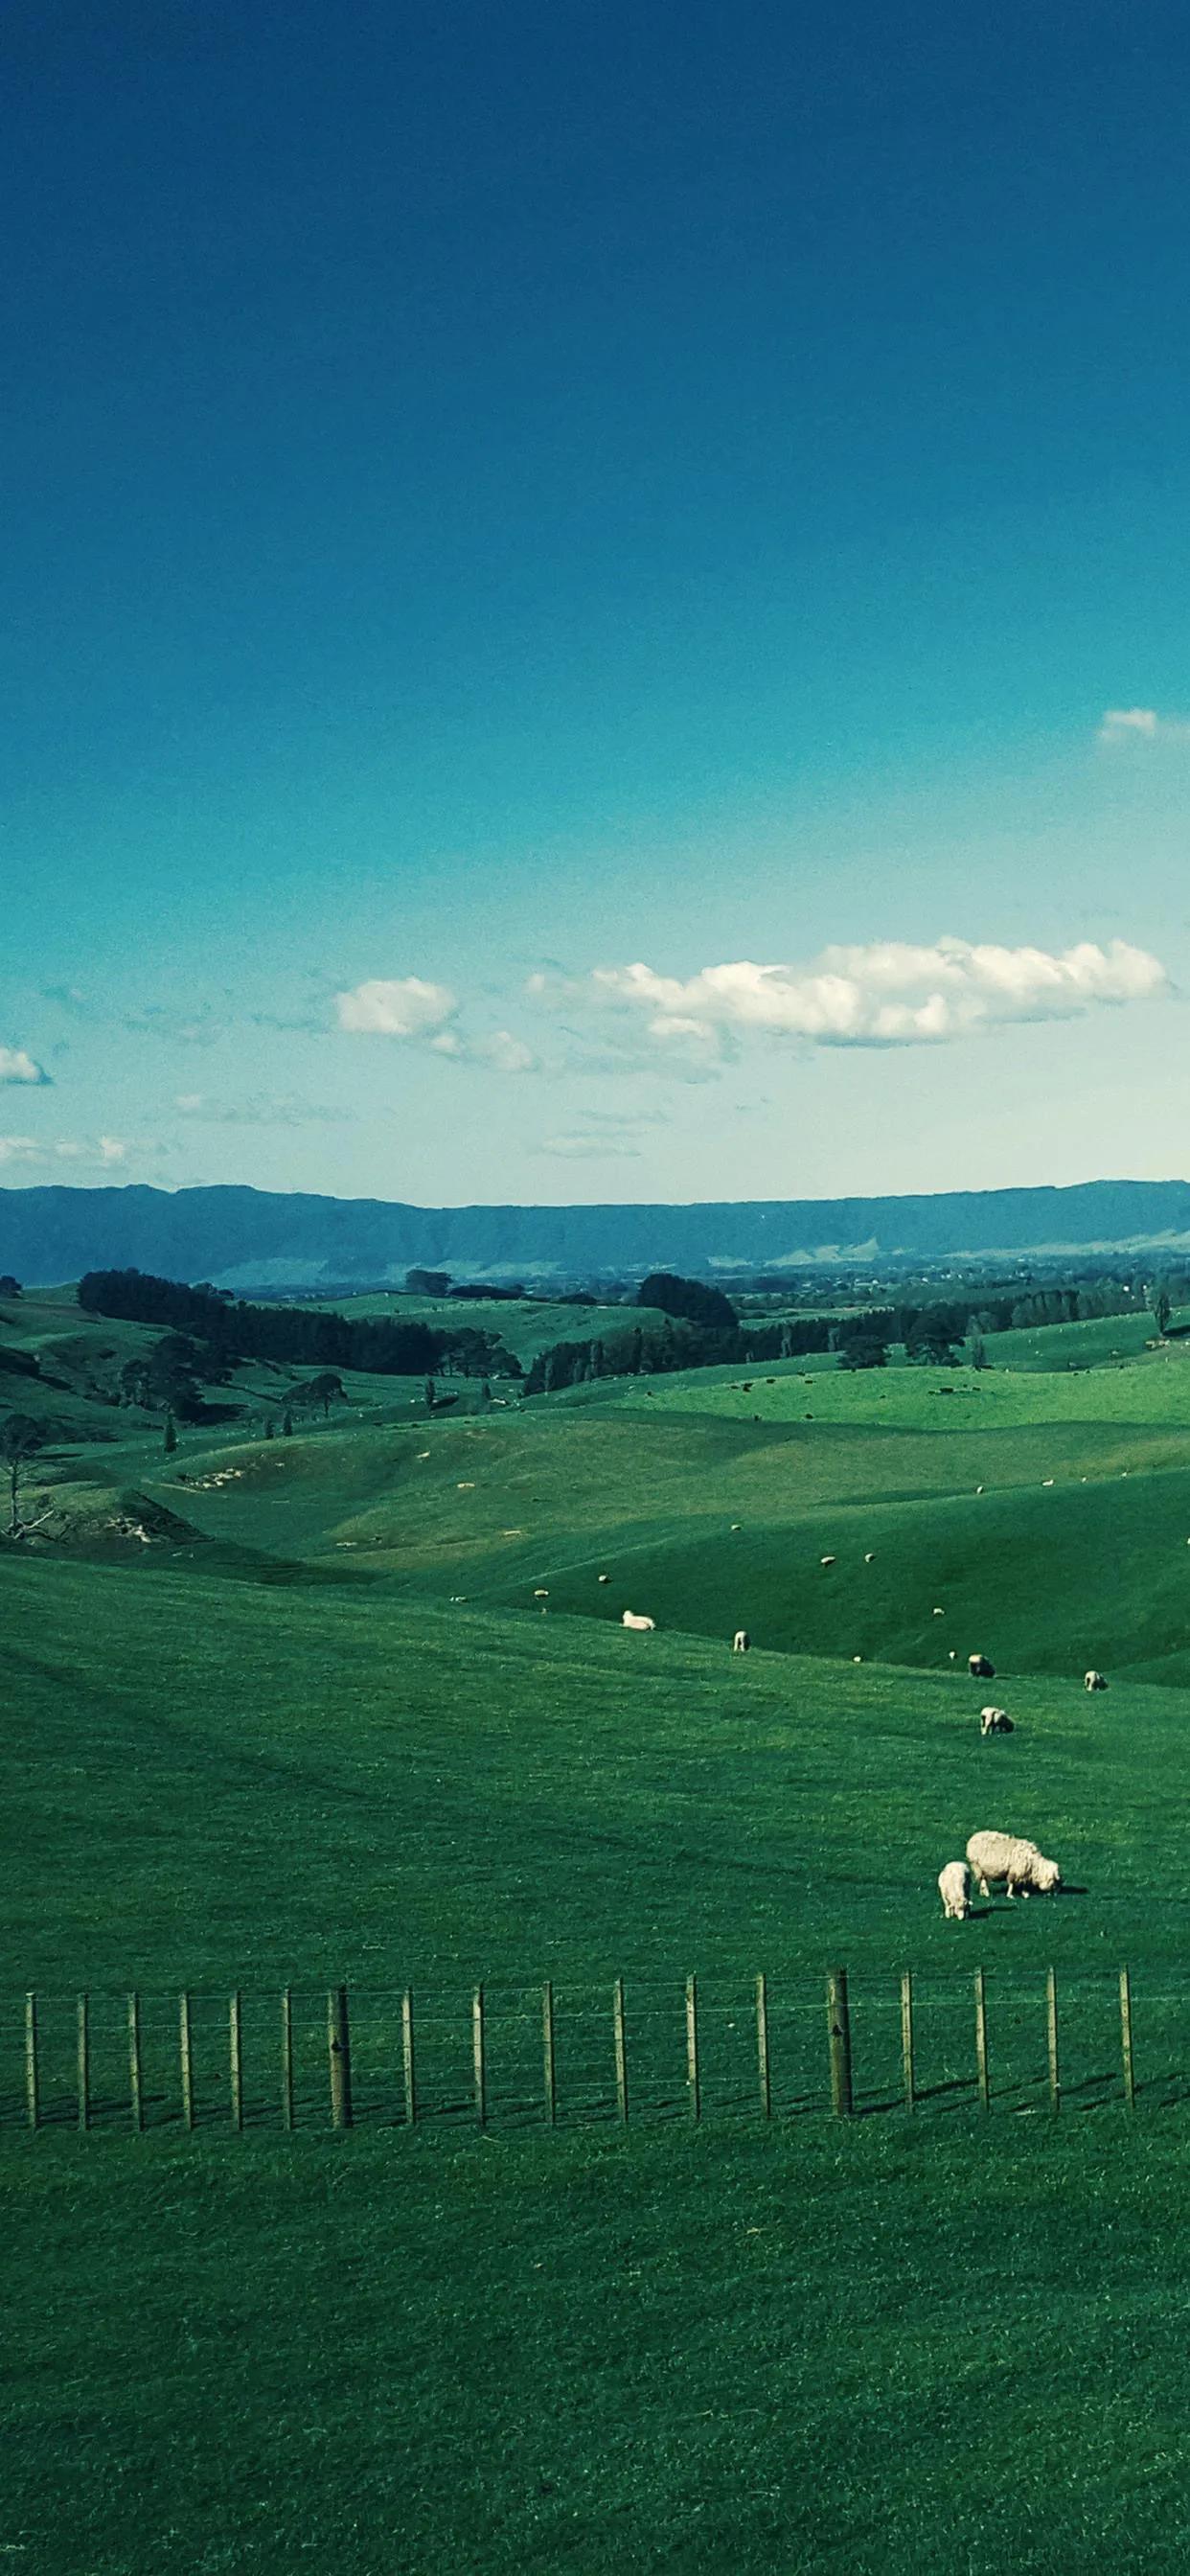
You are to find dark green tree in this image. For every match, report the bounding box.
[1152,1278,1172,1337]
[637,1272,738,1331]
[282,1407,294,1437]
[424,1377,437,1414]
[163,1410,177,1455]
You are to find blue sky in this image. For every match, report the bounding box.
[3,0,1188,1206]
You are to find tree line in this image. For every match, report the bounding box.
[522,1272,1177,1393]
[77,1271,522,1385]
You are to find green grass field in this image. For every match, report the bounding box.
[4,1292,1190,2568]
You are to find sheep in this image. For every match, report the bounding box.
[622,1611,656,1632]
[533,1587,549,1598]
[968,1654,995,1681]
[597,1572,609,1583]
[820,1554,835,1568]
[938,1860,972,1920]
[864,1552,876,1564]
[932,1606,946,1617]
[965,1829,1062,1899]
[732,1629,750,1652]
[1085,1669,1109,1691]
[979,1707,1014,1736]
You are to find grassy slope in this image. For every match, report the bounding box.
[4,1549,1190,2573]
[8,2123,1190,2576]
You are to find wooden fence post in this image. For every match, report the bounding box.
[613,1976,629,2125]
[179,1990,195,2132]
[973,1967,990,2112]
[900,1970,915,2112]
[1045,1966,1060,2115]
[328,1985,353,2130]
[24,1993,39,2133]
[127,1991,144,2132]
[756,1972,772,2120]
[401,1989,417,2127]
[1119,1966,1135,2110]
[685,1975,701,2123]
[77,1993,90,2133]
[280,1988,294,2130]
[229,1990,244,2131]
[471,1985,487,2128]
[542,1981,557,2128]
[826,1967,853,2118]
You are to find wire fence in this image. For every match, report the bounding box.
[3,1966,1186,2139]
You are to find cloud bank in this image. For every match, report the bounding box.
[574,936,1167,1058]
[0,1134,126,1167]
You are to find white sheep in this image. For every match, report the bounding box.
[622,1611,656,1632]
[938,1860,972,1920]
[979,1706,1014,1736]
[1085,1669,1109,1691]
[965,1829,1062,1899]
[732,1629,750,1652]
[820,1554,835,1568]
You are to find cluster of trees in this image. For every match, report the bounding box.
[78,1271,521,1389]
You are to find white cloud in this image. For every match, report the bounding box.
[474,1029,537,1074]
[0,1046,50,1086]
[1099,707,1190,745]
[581,936,1169,1057]
[334,977,459,1039]
[334,980,537,1073]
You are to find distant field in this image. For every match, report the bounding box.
[308,1287,670,1363]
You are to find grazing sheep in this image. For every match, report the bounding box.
[932,1606,946,1617]
[938,1860,972,1920]
[969,1654,995,1681]
[1085,1669,1109,1691]
[732,1629,750,1652]
[820,1554,835,1567]
[965,1829,1062,1899]
[864,1552,876,1564]
[622,1611,656,1632]
[533,1587,549,1598]
[979,1707,1014,1736]
[598,1573,609,1583]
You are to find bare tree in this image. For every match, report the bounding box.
[1,1414,53,1540]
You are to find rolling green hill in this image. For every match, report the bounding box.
[7,1288,1190,2572]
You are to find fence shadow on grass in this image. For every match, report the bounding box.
[4,1965,1180,2143]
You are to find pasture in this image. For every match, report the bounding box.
[5,1295,1190,2567]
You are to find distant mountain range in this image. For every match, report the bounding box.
[4,1178,1190,1290]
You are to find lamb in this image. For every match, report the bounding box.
[938,1860,972,1920]
[965,1829,1062,1899]
[1085,1669,1109,1691]
[622,1611,656,1632]
[979,1707,1014,1736]
[732,1629,750,1652]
